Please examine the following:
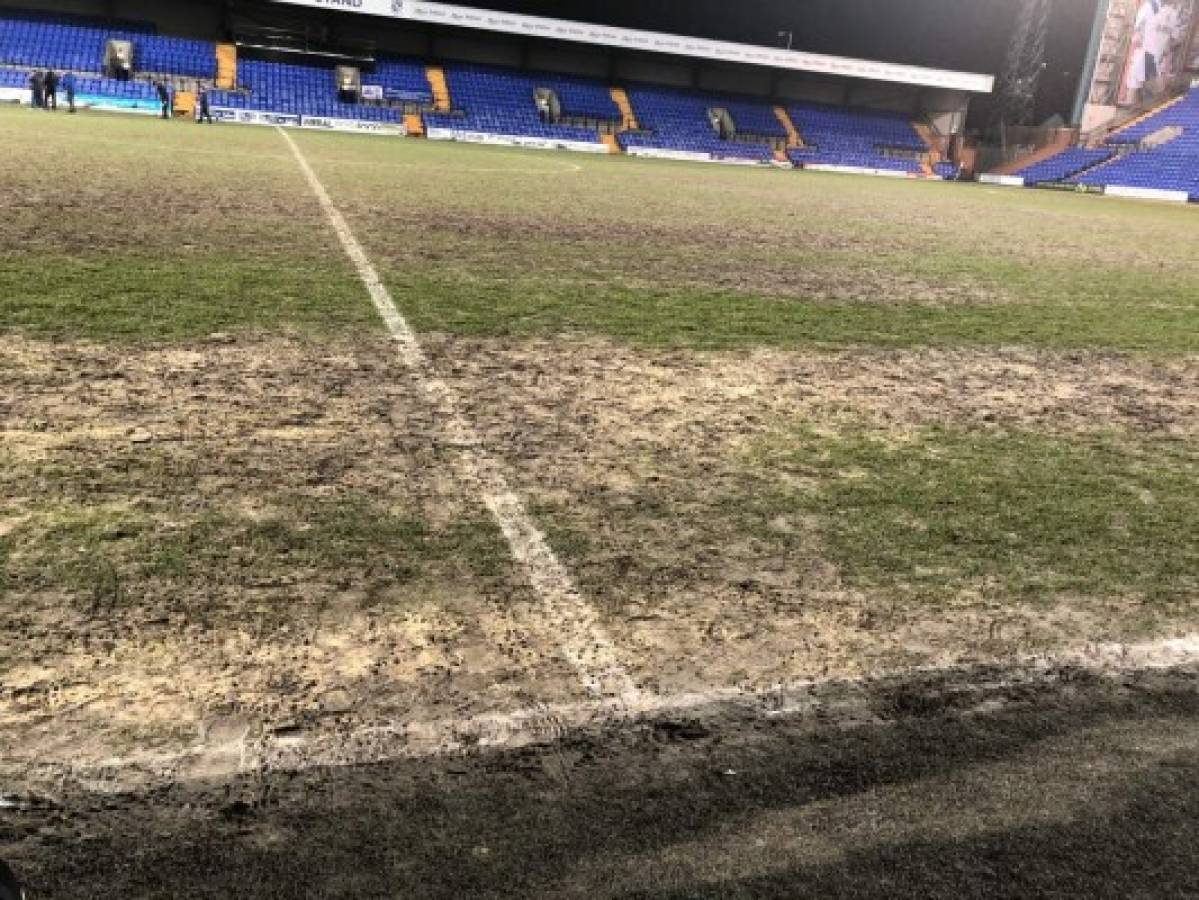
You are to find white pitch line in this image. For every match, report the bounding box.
[28,632,1199,791]
[278,127,640,703]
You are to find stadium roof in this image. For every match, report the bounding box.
[273,0,995,93]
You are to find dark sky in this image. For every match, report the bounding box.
[450,0,1103,122]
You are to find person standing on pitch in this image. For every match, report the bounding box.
[28,70,43,109]
[63,70,77,113]
[197,85,213,124]
[44,69,59,110]
[156,80,171,119]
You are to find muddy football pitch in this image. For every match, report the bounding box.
[1,106,1197,897]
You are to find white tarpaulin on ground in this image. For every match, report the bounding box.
[271,0,993,92]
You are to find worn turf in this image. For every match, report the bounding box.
[0,105,1196,798]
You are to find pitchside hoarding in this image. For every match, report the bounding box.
[270,0,994,92]
[1081,0,1198,130]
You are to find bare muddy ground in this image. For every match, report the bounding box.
[4,333,1197,790]
[2,662,1197,899]
[428,337,1199,693]
[0,335,580,789]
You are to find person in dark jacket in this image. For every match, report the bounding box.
[197,85,213,124]
[63,70,77,113]
[44,69,59,110]
[29,70,43,108]
[156,80,171,119]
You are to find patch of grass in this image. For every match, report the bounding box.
[2,495,510,612]
[0,255,377,340]
[391,271,1199,353]
[747,426,1199,603]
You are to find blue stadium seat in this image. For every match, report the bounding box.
[424,63,610,143]
[618,84,777,161]
[1014,147,1114,184]
[785,102,925,173]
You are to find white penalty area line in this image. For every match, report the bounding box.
[278,127,641,704]
[37,632,1199,790]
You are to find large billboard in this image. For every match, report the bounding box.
[1084,0,1196,118]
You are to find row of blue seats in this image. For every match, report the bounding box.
[0,65,156,98]
[425,63,606,144]
[789,147,923,173]
[1015,147,1113,184]
[1012,87,1199,201]
[372,56,432,104]
[1,13,212,78]
[210,58,403,122]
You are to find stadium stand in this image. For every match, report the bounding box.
[0,8,152,73]
[371,56,433,105]
[134,35,216,80]
[423,63,609,144]
[934,160,961,180]
[0,6,966,180]
[1076,87,1199,200]
[618,84,777,161]
[208,59,403,123]
[1003,87,1199,201]
[786,102,927,173]
[1013,146,1114,184]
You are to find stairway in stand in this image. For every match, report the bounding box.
[610,86,639,131]
[1102,93,1188,143]
[773,105,803,149]
[912,121,941,177]
[425,65,451,112]
[215,43,237,90]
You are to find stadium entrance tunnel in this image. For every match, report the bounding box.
[708,106,734,139]
[534,86,561,124]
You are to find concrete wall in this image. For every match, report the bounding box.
[697,65,771,96]
[776,77,847,105]
[527,45,609,78]
[612,55,692,88]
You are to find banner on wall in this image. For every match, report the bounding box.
[211,107,406,134]
[270,0,993,92]
[1085,0,1197,112]
[425,126,607,152]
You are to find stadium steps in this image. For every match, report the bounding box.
[601,133,622,154]
[215,43,237,90]
[773,105,803,147]
[173,89,196,118]
[912,121,941,161]
[912,122,942,177]
[404,112,425,136]
[1103,93,1188,143]
[1141,125,1184,149]
[610,86,639,131]
[425,65,451,111]
[990,131,1074,176]
[1069,151,1123,181]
